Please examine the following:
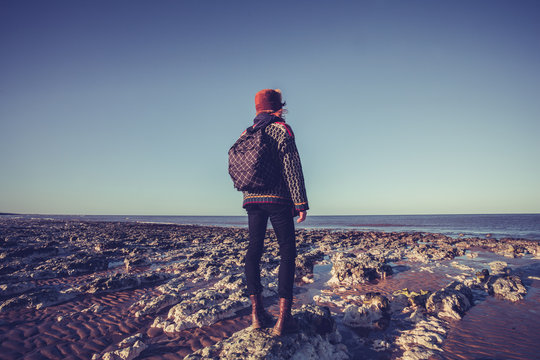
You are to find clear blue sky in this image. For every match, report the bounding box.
[1,0,539,215]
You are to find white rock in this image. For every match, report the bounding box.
[372,339,390,352]
[342,304,384,329]
[395,317,447,358]
[489,261,509,275]
[450,261,474,271]
[94,334,147,360]
[151,273,259,332]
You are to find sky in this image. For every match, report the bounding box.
[1,0,539,216]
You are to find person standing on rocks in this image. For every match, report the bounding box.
[242,89,309,335]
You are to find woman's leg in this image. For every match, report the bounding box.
[266,204,298,335]
[267,204,296,300]
[245,205,269,296]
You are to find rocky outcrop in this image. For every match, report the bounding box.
[475,269,490,283]
[391,281,476,359]
[393,288,431,308]
[329,252,392,285]
[425,281,473,320]
[295,249,325,280]
[77,273,171,294]
[184,305,349,360]
[130,276,190,317]
[395,318,447,360]
[151,274,264,332]
[407,242,465,263]
[492,240,537,258]
[36,254,110,278]
[472,263,528,302]
[342,293,390,330]
[489,261,510,275]
[0,281,36,299]
[487,275,527,302]
[92,333,147,360]
[1,244,59,262]
[0,286,78,312]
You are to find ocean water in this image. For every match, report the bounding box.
[3,213,540,241]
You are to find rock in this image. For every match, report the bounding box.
[78,272,170,294]
[295,249,325,279]
[450,261,474,271]
[364,292,390,309]
[330,252,392,285]
[372,339,391,352]
[184,304,349,360]
[80,274,140,294]
[425,282,473,320]
[395,317,447,360]
[489,261,510,275]
[502,244,517,258]
[2,245,58,261]
[313,294,350,308]
[531,244,540,258]
[476,269,489,283]
[342,293,390,330]
[155,276,187,294]
[493,243,527,258]
[151,274,258,332]
[0,286,78,312]
[408,308,428,323]
[82,303,106,313]
[133,293,183,318]
[407,243,464,263]
[67,255,110,275]
[0,282,36,299]
[93,333,147,360]
[367,245,406,263]
[30,270,58,280]
[159,290,248,332]
[393,288,431,308]
[487,275,527,302]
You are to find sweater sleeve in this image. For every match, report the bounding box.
[278,126,309,212]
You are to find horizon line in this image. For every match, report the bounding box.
[2,212,540,217]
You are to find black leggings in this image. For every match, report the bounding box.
[244,203,296,300]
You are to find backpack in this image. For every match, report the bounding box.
[228,123,279,191]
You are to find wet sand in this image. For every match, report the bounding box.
[0,218,539,359]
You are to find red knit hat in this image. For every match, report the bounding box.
[255,89,283,113]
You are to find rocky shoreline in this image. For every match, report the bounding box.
[1,218,539,359]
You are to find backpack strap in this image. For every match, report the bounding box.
[245,117,279,135]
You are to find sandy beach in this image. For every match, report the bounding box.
[1,218,539,360]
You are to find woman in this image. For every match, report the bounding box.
[243,89,309,335]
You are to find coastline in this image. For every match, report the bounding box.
[0,218,539,359]
[2,213,540,241]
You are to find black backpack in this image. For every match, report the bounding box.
[228,123,279,191]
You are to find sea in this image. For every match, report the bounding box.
[3,213,540,241]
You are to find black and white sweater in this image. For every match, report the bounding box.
[242,115,309,212]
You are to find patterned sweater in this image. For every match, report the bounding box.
[242,118,309,212]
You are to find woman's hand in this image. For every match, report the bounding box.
[297,211,307,223]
